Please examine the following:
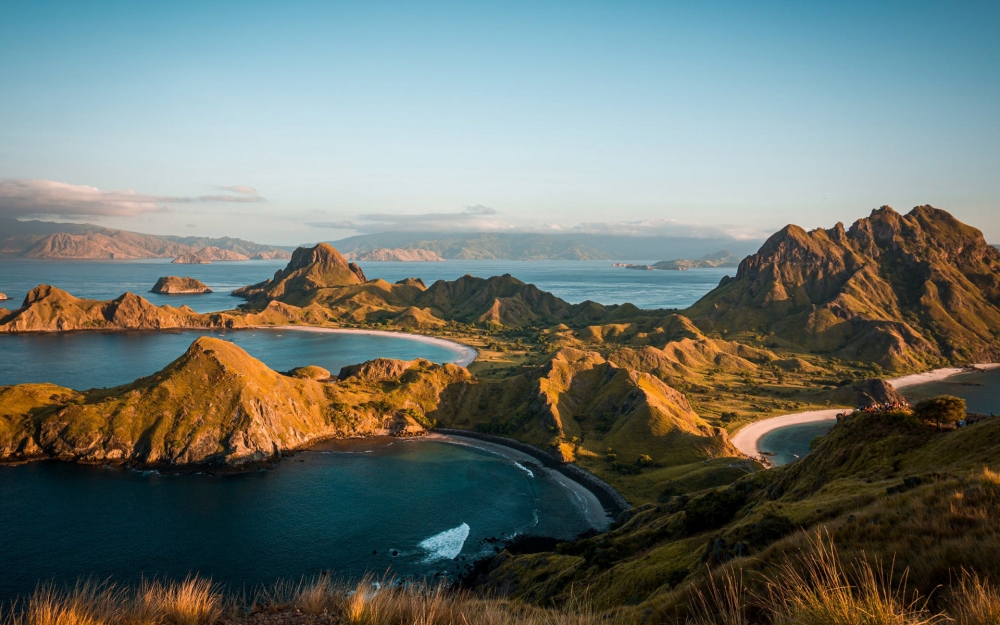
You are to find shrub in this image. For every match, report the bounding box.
[913,395,966,427]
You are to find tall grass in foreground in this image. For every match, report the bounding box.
[6,538,1000,625]
[688,532,1000,625]
[3,575,623,625]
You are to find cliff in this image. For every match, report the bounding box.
[0,338,470,467]
[344,248,444,261]
[685,206,1000,370]
[151,276,213,294]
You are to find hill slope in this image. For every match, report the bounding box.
[685,206,1000,370]
[0,338,469,466]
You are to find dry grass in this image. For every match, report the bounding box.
[947,570,1000,625]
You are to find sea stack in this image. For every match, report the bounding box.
[151,276,213,294]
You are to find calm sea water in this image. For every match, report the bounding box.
[899,368,1000,415]
[0,438,592,601]
[0,258,731,312]
[761,369,1000,466]
[0,328,463,389]
[757,420,837,467]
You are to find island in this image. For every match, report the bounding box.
[150,276,213,294]
[0,291,7,300]
[614,249,740,270]
[344,247,445,261]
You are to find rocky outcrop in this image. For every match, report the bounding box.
[685,206,1000,370]
[172,247,250,264]
[831,378,907,409]
[0,292,7,300]
[0,338,468,467]
[344,248,444,262]
[232,243,368,304]
[151,276,213,294]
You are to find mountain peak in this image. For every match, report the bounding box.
[233,243,367,303]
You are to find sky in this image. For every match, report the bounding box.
[1,0,998,244]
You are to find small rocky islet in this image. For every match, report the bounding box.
[150,276,213,294]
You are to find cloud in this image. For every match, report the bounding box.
[560,218,770,240]
[309,206,512,233]
[217,185,258,195]
[306,220,360,230]
[0,179,265,219]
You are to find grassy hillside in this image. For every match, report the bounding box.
[477,408,1000,621]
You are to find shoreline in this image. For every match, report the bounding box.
[732,362,1000,464]
[430,430,629,529]
[266,325,478,367]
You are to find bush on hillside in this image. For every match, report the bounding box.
[914,395,966,428]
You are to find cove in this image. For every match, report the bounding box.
[0,328,468,390]
[0,437,595,602]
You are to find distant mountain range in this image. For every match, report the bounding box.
[328,231,764,261]
[0,218,291,261]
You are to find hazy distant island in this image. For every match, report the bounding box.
[343,247,444,261]
[150,276,212,294]
[613,249,740,271]
[0,217,292,261]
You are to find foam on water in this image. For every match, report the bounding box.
[419,523,470,561]
[513,461,535,477]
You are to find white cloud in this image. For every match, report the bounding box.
[0,179,265,219]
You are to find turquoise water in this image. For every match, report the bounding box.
[0,438,593,601]
[0,258,732,312]
[757,420,837,467]
[0,328,463,390]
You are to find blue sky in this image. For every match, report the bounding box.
[1,0,998,243]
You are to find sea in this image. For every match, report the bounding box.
[0,258,731,312]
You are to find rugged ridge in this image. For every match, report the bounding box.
[685,206,1000,369]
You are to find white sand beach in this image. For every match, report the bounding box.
[267,325,478,367]
[890,363,1000,389]
[732,363,999,462]
[731,409,842,460]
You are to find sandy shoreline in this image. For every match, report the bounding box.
[890,363,1000,389]
[267,325,478,367]
[732,362,999,463]
[426,433,613,531]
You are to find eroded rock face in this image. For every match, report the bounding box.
[686,206,1000,370]
[151,276,213,294]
